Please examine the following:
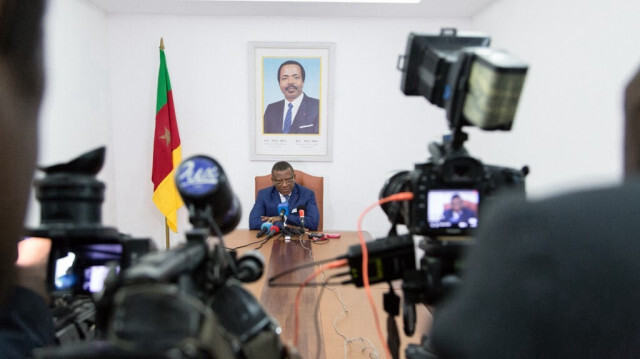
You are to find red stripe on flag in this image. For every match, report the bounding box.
[152,90,180,190]
[152,44,183,234]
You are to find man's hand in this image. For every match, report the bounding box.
[16,237,51,302]
[261,216,281,223]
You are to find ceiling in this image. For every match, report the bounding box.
[86,0,497,18]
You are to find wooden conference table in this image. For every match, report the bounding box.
[222,229,432,359]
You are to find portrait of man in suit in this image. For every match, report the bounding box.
[263,60,320,134]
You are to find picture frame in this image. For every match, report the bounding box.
[249,42,335,161]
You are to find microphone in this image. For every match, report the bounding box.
[235,250,265,283]
[297,205,306,229]
[265,226,280,240]
[278,202,290,217]
[278,202,289,224]
[256,222,272,238]
[308,232,340,239]
[175,155,241,234]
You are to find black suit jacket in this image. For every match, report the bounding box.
[431,180,640,358]
[263,94,319,134]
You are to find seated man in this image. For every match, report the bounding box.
[249,161,319,231]
[441,194,477,225]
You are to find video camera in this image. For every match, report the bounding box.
[382,28,529,238]
[25,147,153,343]
[344,29,530,358]
[31,151,285,359]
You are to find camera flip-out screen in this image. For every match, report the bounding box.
[53,243,122,294]
[427,189,479,231]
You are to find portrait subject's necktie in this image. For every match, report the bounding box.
[284,194,290,203]
[283,103,293,134]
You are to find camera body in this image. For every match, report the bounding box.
[26,147,153,298]
[379,29,529,358]
[24,147,154,345]
[385,28,529,239]
[31,153,282,359]
[382,139,527,237]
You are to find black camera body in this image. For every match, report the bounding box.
[25,147,154,345]
[382,138,527,237]
[32,153,282,359]
[26,147,153,298]
[380,29,529,358]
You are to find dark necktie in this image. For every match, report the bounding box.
[283,103,293,134]
[284,195,290,203]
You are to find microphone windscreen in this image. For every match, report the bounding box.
[266,225,280,239]
[256,221,272,237]
[277,202,290,216]
[236,250,265,283]
[175,155,241,234]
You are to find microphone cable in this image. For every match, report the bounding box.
[356,191,414,359]
[293,258,349,347]
[226,235,271,251]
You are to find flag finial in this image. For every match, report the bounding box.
[160,38,165,50]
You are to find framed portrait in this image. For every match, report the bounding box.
[250,42,334,161]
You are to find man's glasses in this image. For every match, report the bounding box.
[273,177,294,185]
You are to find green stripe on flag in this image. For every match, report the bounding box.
[156,50,172,113]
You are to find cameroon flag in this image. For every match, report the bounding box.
[152,39,183,232]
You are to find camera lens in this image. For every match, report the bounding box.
[380,171,412,225]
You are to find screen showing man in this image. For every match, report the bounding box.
[52,243,122,293]
[428,189,479,229]
[263,60,320,134]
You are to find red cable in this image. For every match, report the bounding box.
[293,258,349,347]
[291,191,413,356]
[357,191,414,359]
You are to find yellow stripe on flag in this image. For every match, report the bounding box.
[152,172,183,233]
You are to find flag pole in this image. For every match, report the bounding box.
[161,37,169,250]
[165,218,170,250]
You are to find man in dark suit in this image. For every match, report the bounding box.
[263,60,320,134]
[441,194,477,225]
[429,67,640,358]
[249,161,320,231]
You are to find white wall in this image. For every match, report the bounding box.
[28,0,113,226]
[469,0,640,197]
[105,15,469,246]
[36,0,640,249]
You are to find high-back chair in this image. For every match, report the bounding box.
[255,170,324,231]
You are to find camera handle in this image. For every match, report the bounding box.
[186,202,241,280]
[383,283,402,359]
[449,127,468,151]
[428,128,469,165]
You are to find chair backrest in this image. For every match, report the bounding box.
[255,170,324,231]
